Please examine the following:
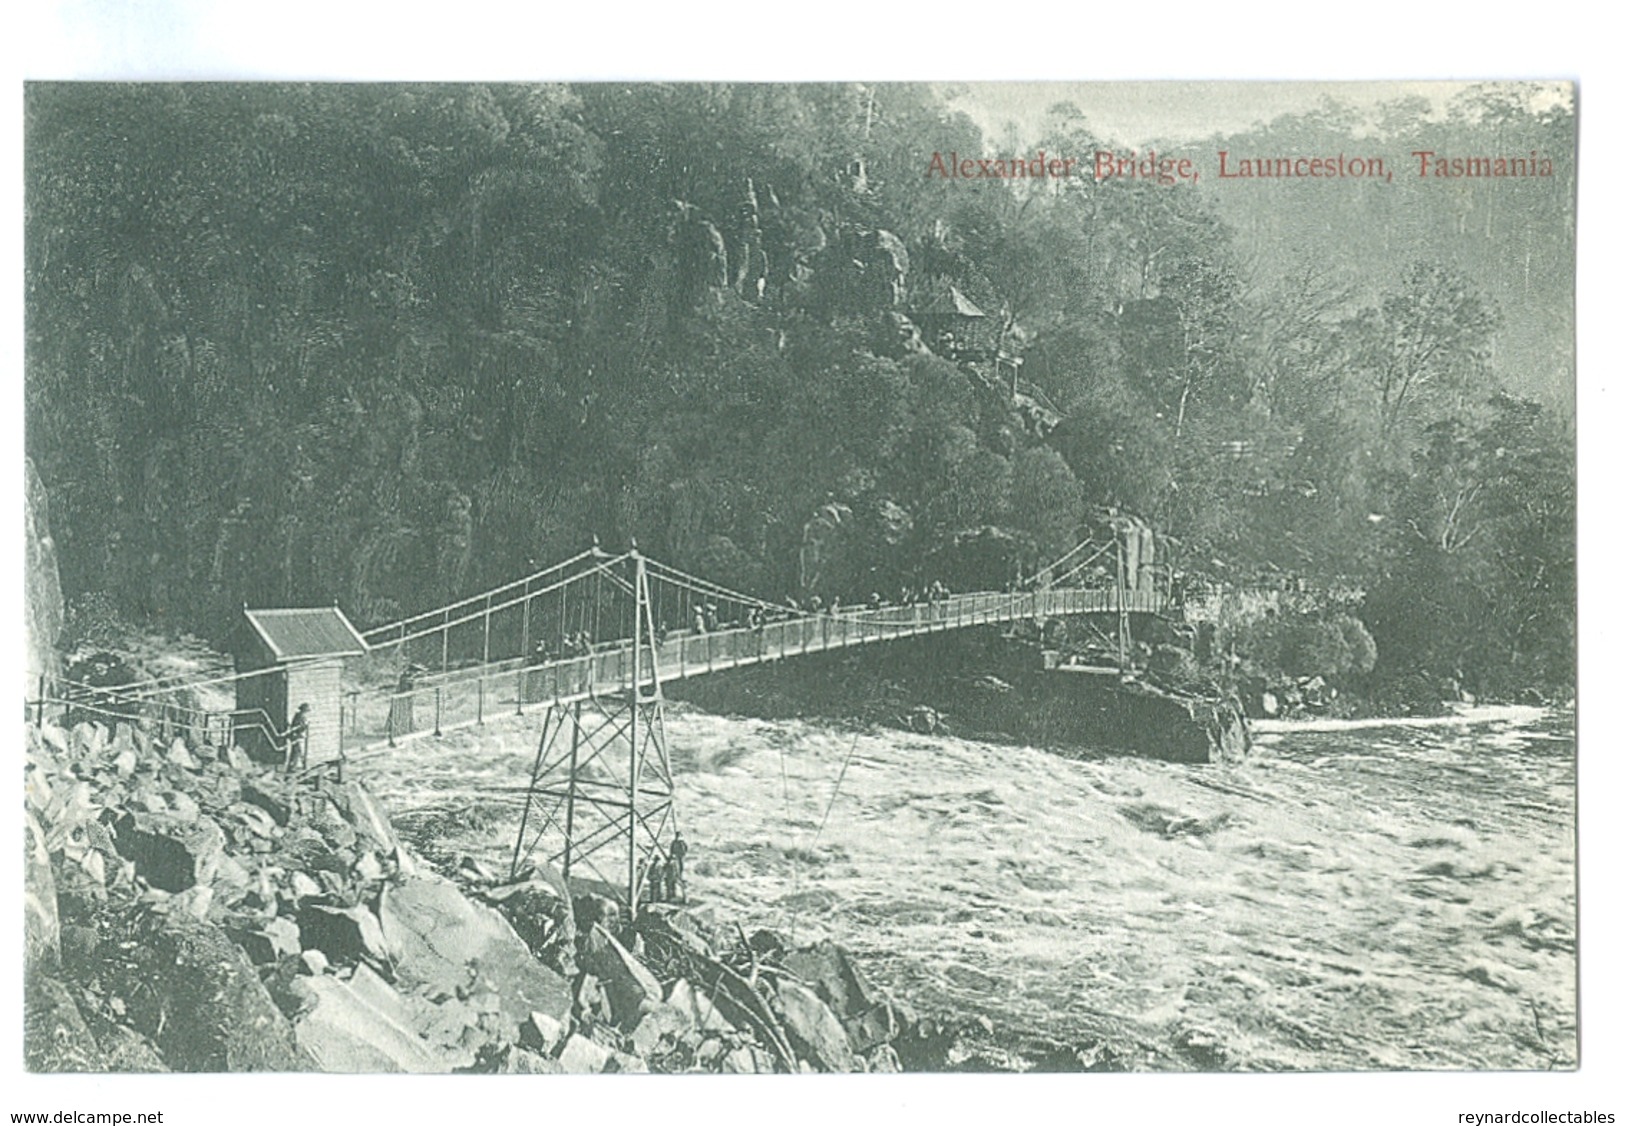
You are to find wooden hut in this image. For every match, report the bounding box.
[233,606,368,763]
[913,283,995,361]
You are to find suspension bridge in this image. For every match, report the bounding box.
[32,530,1174,917]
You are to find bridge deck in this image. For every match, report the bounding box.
[346,586,1163,756]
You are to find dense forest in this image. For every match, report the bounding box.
[24,82,1575,698]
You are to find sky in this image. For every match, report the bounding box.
[950,80,1575,147]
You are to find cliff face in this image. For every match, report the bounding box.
[25,457,65,690]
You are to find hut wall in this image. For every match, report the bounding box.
[285,658,344,762]
[233,666,286,762]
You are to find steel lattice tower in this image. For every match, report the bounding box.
[509,549,675,918]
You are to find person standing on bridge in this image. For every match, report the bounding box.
[746,604,764,654]
[390,666,419,737]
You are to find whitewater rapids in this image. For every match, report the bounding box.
[363,705,1576,1071]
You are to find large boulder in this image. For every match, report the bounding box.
[772,979,855,1072]
[782,940,882,1018]
[843,1001,902,1054]
[630,1001,693,1058]
[578,923,662,1029]
[25,977,102,1072]
[378,873,572,1032]
[482,870,576,976]
[298,902,396,972]
[518,1011,568,1056]
[110,912,306,1071]
[556,1033,613,1074]
[233,916,303,965]
[113,809,225,892]
[294,966,448,1073]
[239,778,292,826]
[782,940,900,1053]
[325,779,409,867]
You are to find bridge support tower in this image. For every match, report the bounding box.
[509,549,676,920]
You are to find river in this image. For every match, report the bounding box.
[361,703,1576,1071]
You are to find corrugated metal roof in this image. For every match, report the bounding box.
[244,607,368,662]
[915,284,989,319]
[948,286,988,318]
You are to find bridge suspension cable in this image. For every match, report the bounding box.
[643,559,802,616]
[361,547,602,645]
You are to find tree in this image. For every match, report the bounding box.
[1348,262,1501,439]
[1364,394,1573,693]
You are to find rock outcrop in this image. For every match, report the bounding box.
[107,911,306,1071]
[24,708,935,1074]
[23,715,577,1073]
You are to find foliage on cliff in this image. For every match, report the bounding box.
[25,82,1574,693]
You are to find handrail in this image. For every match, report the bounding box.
[56,663,288,705]
[27,691,285,751]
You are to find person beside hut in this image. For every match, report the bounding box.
[283,702,311,772]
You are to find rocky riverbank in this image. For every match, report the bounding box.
[667,626,1248,763]
[24,715,998,1074]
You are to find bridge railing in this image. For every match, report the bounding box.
[27,574,1171,765]
[329,581,1169,756]
[28,672,287,763]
